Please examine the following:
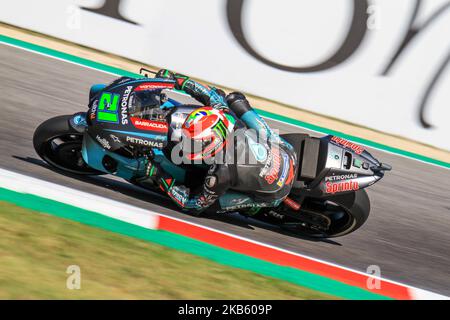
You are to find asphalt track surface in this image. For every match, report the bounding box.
[1,43,450,295]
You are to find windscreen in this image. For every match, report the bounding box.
[129,91,169,121]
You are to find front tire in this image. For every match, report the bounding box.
[33,115,105,175]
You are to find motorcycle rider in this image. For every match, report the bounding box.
[146,69,298,215]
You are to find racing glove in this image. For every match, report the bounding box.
[156,69,228,110]
[156,69,187,90]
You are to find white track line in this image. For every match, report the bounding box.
[0,168,158,229]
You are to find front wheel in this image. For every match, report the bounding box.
[279,190,370,238]
[33,115,105,175]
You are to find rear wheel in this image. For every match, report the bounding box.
[279,190,370,238]
[33,115,105,175]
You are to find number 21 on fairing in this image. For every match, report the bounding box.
[97,92,120,123]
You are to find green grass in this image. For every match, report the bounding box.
[0,202,336,299]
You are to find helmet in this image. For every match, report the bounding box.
[181,107,235,161]
[129,90,168,120]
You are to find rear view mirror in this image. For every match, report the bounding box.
[139,67,156,78]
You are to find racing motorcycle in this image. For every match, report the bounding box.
[33,68,391,238]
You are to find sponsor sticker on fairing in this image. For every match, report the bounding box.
[325,173,357,182]
[130,117,168,133]
[126,136,164,148]
[330,136,364,155]
[121,86,133,125]
[90,100,98,120]
[96,135,111,150]
[134,82,175,91]
[325,180,360,194]
[109,134,121,143]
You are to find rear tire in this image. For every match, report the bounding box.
[33,115,105,175]
[281,190,370,238]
